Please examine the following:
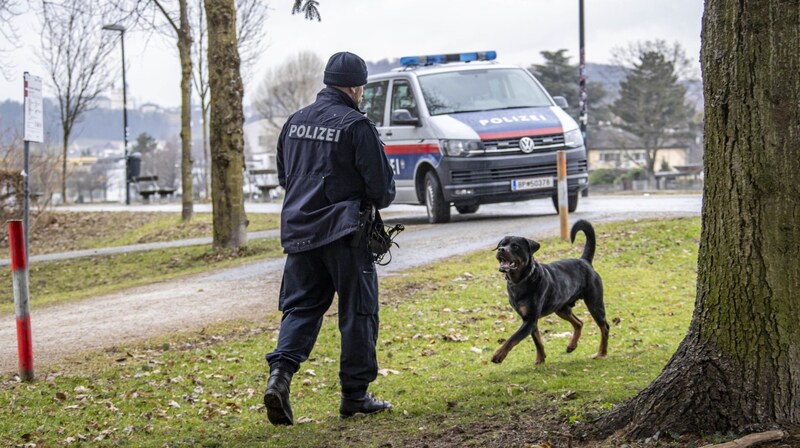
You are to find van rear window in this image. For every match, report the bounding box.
[418,68,552,115]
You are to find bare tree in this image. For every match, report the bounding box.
[253,50,323,132]
[145,0,195,221]
[1,127,61,224]
[192,0,268,199]
[192,1,210,198]
[145,136,180,189]
[0,0,25,80]
[39,0,115,204]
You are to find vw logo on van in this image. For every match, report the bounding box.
[519,137,536,153]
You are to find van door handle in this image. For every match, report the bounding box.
[384,131,393,137]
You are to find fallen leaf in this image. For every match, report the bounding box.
[470,347,483,354]
[442,333,468,342]
[167,400,181,409]
[377,368,400,377]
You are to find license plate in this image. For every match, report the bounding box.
[511,177,553,191]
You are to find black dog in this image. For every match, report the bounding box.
[492,219,609,365]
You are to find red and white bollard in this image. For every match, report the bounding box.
[8,220,34,381]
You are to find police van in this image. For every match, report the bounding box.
[361,51,589,223]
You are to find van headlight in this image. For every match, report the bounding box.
[440,139,485,156]
[564,129,584,148]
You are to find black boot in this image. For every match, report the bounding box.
[339,392,392,419]
[264,368,293,425]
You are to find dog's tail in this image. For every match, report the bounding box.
[570,219,596,264]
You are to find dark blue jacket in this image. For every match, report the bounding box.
[277,87,396,253]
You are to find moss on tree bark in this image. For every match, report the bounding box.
[178,0,194,221]
[205,0,247,249]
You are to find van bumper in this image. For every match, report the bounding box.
[435,147,589,205]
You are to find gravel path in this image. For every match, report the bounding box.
[0,194,702,374]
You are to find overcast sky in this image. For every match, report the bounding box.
[0,0,704,109]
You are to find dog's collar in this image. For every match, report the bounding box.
[524,262,537,281]
[507,261,537,284]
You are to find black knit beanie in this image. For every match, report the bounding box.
[323,52,368,87]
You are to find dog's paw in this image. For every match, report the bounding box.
[491,352,505,364]
[566,344,577,353]
[535,357,546,365]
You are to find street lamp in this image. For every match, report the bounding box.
[102,23,130,205]
[578,0,587,145]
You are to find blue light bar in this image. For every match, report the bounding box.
[400,51,497,66]
[460,51,497,62]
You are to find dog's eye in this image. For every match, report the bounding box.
[511,244,518,250]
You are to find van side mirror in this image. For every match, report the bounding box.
[553,96,569,109]
[391,109,420,126]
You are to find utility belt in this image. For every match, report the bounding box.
[349,202,404,265]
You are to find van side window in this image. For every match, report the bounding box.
[390,79,419,125]
[362,81,389,126]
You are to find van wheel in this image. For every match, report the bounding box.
[551,193,579,213]
[455,204,480,214]
[425,172,451,223]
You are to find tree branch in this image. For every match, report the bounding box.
[152,0,180,34]
[699,430,787,448]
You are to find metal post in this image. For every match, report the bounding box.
[8,220,34,382]
[103,24,129,205]
[121,30,129,205]
[23,142,29,262]
[557,150,569,240]
[21,79,29,263]
[579,0,587,146]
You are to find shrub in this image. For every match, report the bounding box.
[589,169,618,185]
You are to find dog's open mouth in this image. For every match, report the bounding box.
[498,260,518,273]
[496,254,519,273]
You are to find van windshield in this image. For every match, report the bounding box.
[418,68,552,116]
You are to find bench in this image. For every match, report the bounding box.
[133,175,176,202]
[256,183,280,200]
[248,168,280,202]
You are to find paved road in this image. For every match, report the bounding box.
[0,194,702,374]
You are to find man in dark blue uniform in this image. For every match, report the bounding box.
[264,52,396,426]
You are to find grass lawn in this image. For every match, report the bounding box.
[0,238,285,313]
[0,212,283,313]
[2,211,280,256]
[0,218,704,447]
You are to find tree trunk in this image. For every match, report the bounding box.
[205,0,247,249]
[202,102,210,199]
[595,0,800,440]
[61,131,68,203]
[178,0,194,221]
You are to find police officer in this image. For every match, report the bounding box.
[264,52,396,426]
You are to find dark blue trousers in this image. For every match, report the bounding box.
[266,236,379,395]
